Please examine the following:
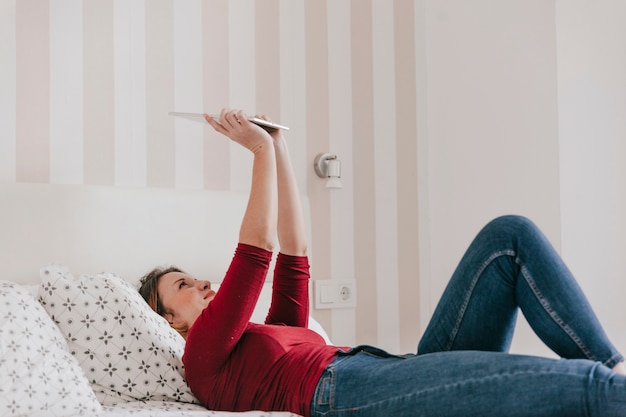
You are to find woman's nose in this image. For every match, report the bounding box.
[197,280,210,290]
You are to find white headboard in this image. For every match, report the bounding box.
[1,182,310,287]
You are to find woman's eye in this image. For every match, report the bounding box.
[178,281,187,289]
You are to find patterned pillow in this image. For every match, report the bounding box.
[0,281,102,416]
[38,264,198,406]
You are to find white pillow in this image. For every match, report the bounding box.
[0,281,102,417]
[38,264,198,406]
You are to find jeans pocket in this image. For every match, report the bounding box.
[313,359,342,413]
[315,374,332,406]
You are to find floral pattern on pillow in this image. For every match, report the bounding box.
[0,281,102,417]
[38,264,198,406]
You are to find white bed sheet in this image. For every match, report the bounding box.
[101,401,301,417]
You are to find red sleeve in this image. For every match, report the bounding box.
[184,243,272,373]
[265,253,310,327]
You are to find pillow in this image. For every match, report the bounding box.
[0,281,102,417]
[38,264,198,406]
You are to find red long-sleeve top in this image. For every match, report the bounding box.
[183,244,340,416]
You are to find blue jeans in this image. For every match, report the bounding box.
[310,216,626,416]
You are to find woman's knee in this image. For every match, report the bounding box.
[470,215,543,247]
[483,215,538,238]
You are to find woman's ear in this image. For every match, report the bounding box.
[162,312,189,339]
[163,312,175,325]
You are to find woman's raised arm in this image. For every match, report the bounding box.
[205,109,277,251]
[257,115,307,256]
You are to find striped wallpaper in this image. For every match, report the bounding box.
[1,0,421,352]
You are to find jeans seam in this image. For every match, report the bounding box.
[446,250,514,351]
[602,353,624,369]
[517,259,597,362]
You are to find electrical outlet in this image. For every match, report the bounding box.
[314,279,357,309]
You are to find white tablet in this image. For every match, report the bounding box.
[168,112,289,131]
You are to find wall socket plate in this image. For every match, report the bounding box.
[314,279,357,309]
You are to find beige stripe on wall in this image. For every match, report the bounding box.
[16,0,50,183]
[351,0,378,346]
[255,0,281,120]
[304,0,332,334]
[394,0,421,353]
[372,0,400,352]
[278,0,307,192]
[202,0,230,190]
[83,0,114,185]
[326,0,356,347]
[146,0,175,188]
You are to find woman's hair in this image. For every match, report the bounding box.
[138,266,190,338]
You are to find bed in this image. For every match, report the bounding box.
[0,182,328,417]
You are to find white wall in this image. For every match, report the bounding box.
[419,0,562,354]
[557,0,626,354]
[419,0,626,357]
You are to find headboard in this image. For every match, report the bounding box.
[1,182,310,287]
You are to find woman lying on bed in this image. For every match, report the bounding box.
[139,108,626,417]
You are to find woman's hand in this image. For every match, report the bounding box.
[252,114,284,143]
[205,109,272,154]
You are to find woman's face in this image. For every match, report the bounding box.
[157,271,216,330]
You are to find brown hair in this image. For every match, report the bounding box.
[138,266,190,338]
